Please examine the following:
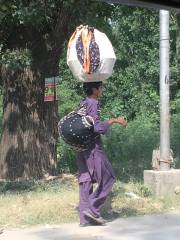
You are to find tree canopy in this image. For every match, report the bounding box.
[0,2,179,180]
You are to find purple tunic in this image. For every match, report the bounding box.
[76,97,116,224]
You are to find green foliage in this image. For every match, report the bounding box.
[57,140,77,174]
[0,178,75,194]
[0,47,32,69]
[0,0,114,78]
[58,52,84,117]
[103,114,159,181]
[171,91,180,168]
[0,180,35,193]
[0,0,113,51]
[101,7,160,120]
[171,90,180,114]
[0,0,113,29]
[171,113,180,168]
[0,3,179,180]
[55,7,180,179]
[0,88,3,135]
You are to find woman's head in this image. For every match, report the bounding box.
[83,81,103,98]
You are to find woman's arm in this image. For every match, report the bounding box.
[87,101,110,134]
[87,101,127,135]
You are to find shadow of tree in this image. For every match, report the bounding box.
[0,177,75,194]
[0,180,36,193]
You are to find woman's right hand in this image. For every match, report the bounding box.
[108,117,127,127]
[115,117,127,127]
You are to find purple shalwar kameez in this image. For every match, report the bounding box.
[76,97,116,224]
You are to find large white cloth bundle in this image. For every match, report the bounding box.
[67,25,116,82]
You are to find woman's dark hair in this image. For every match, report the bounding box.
[83,82,102,96]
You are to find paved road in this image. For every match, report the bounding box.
[1,212,180,240]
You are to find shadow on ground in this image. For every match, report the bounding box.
[102,184,139,222]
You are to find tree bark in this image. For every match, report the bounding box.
[30,32,66,179]
[0,65,56,180]
[40,56,60,177]
[0,7,74,179]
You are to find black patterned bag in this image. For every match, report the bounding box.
[58,105,99,151]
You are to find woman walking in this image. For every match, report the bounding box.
[76,81,127,226]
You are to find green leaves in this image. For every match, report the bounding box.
[0,48,32,70]
[0,2,179,176]
[101,7,161,120]
[103,114,159,180]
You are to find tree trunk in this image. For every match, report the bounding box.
[0,8,72,179]
[41,55,60,176]
[0,65,56,180]
[28,23,69,179]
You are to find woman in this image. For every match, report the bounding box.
[76,81,127,226]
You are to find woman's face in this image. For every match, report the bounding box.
[93,86,103,98]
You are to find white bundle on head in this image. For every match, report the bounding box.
[67,25,116,82]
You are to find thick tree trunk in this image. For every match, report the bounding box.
[28,24,69,179]
[42,57,60,176]
[0,66,56,180]
[0,8,72,179]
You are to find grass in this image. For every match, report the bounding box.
[108,181,180,217]
[0,178,180,228]
[0,179,79,227]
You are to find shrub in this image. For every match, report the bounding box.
[103,114,159,181]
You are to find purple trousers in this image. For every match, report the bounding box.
[76,145,115,224]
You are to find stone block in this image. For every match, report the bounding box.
[144,169,180,197]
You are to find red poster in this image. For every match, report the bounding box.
[44,77,59,102]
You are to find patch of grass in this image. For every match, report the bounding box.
[1,179,180,227]
[104,181,180,218]
[0,179,79,227]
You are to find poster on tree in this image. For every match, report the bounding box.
[44,77,59,102]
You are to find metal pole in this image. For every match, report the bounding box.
[159,10,170,171]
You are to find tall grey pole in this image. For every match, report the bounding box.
[159,10,170,171]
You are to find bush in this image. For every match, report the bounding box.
[103,114,159,181]
[171,113,180,168]
[0,89,3,136]
[56,109,180,179]
[57,140,77,174]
